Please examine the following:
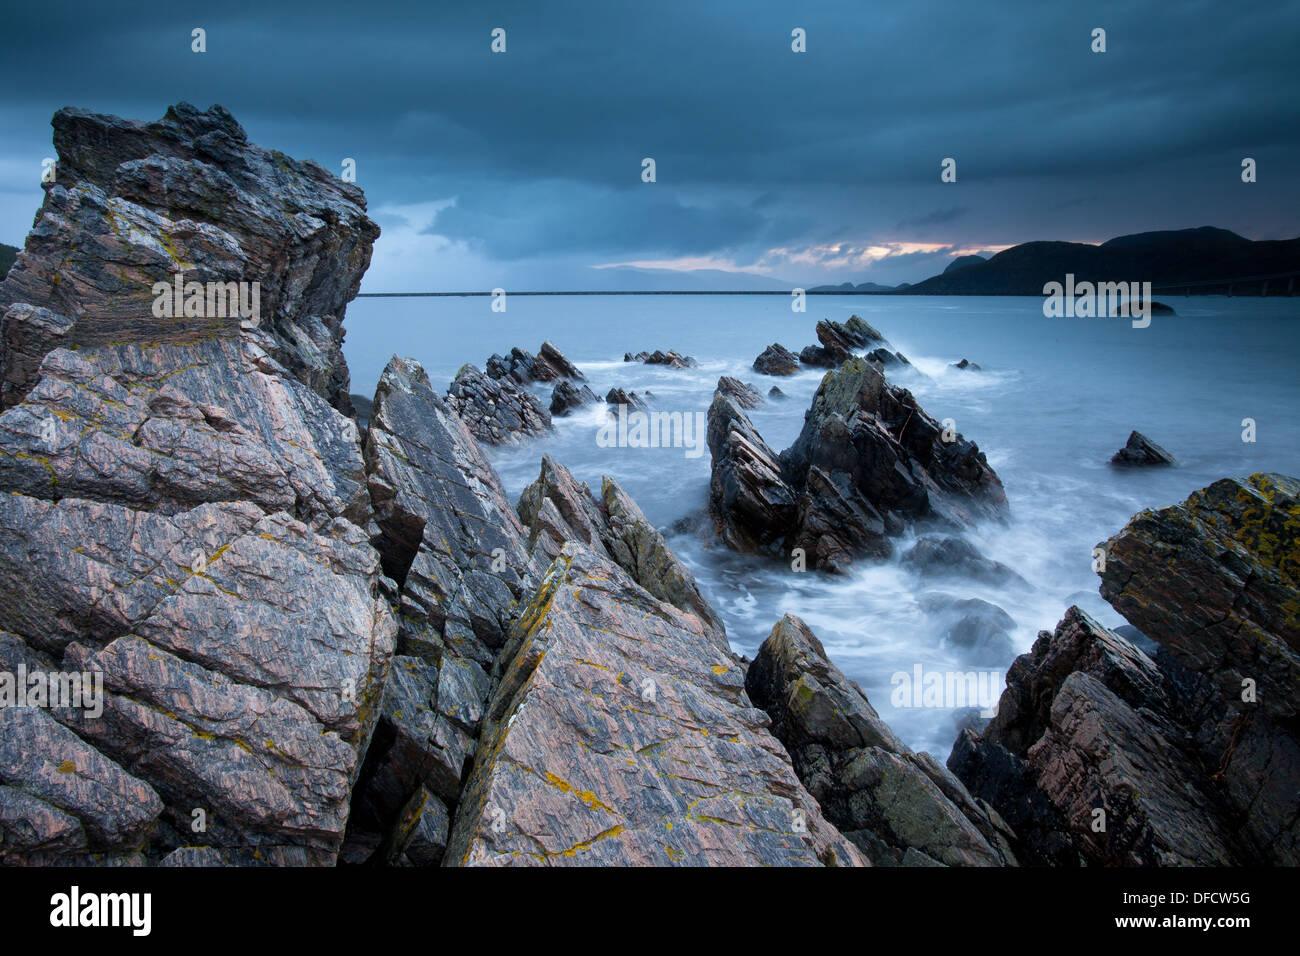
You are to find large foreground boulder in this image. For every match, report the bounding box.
[446,544,864,866]
[0,103,378,413]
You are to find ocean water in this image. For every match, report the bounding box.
[344,294,1300,759]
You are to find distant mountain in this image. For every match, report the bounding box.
[808,280,899,292]
[0,243,17,280]
[943,254,986,273]
[907,227,1300,295]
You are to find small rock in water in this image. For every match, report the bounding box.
[605,386,648,410]
[951,358,981,371]
[1110,430,1176,465]
[753,343,800,376]
[625,349,696,369]
[768,385,787,400]
[550,380,600,417]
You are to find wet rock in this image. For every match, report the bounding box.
[949,607,1258,865]
[708,357,1008,572]
[445,363,552,445]
[1110,430,1175,466]
[745,614,1015,866]
[799,345,838,368]
[605,386,648,410]
[715,375,762,409]
[753,343,800,376]
[1097,472,1298,727]
[447,544,865,866]
[488,342,585,385]
[706,394,798,556]
[867,349,911,369]
[549,380,600,417]
[901,536,1028,588]
[0,103,378,413]
[625,349,696,369]
[951,358,982,371]
[919,594,1017,661]
[768,386,787,400]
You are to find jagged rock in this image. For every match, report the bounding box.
[745,614,1015,866]
[0,706,163,864]
[814,320,856,362]
[625,349,696,369]
[605,386,647,410]
[446,363,552,445]
[951,358,982,371]
[487,342,585,385]
[1110,430,1176,466]
[901,536,1028,588]
[0,104,393,866]
[364,356,542,669]
[0,103,378,413]
[956,473,1300,867]
[446,544,865,866]
[549,380,600,417]
[706,394,797,556]
[868,348,910,369]
[516,455,726,644]
[715,376,762,409]
[708,357,1008,572]
[842,315,884,346]
[753,343,800,376]
[799,345,838,368]
[0,337,372,529]
[1097,473,1298,726]
[950,607,1260,865]
[0,495,395,862]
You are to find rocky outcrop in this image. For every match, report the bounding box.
[446,544,864,866]
[867,348,910,369]
[549,380,600,417]
[0,103,378,414]
[487,342,585,385]
[445,363,552,445]
[1110,430,1176,466]
[745,615,1016,866]
[753,343,800,376]
[605,386,648,410]
[715,376,762,409]
[0,104,392,866]
[799,345,837,368]
[952,474,1300,866]
[625,349,697,368]
[708,357,1008,571]
[516,455,725,642]
[951,358,981,371]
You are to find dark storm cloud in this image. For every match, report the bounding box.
[0,0,1297,282]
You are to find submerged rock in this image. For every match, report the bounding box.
[745,615,1016,866]
[799,345,838,368]
[1110,430,1176,466]
[951,358,982,371]
[753,343,800,376]
[901,536,1028,588]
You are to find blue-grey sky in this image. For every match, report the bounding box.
[1,0,1297,289]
